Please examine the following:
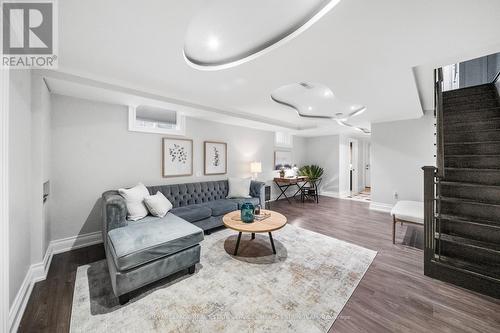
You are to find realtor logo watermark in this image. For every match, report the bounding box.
[1,0,58,68]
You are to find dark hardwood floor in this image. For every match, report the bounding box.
[19,196,500,332]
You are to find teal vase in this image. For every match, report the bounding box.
[240,202,255,223]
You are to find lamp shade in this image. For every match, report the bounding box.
[250,162,262,173]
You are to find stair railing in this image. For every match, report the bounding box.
[423,166,437,273]
[435,68,445,178]
[423,67,445,274]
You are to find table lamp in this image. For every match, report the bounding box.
[250,161,262,180]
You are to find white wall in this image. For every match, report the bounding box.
[371,112,435,208]
[303,135,340,195]
[8,71,32,307]
[304,135,371,197]
[49,95,306,240]
[30,73,52,262]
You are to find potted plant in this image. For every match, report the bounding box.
[279,167,286,178]
[298,165,324,181]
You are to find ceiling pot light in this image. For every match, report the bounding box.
[184,0,342,70]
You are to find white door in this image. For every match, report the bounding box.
[365,143,371,188]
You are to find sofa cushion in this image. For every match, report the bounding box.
[144,191,173,217]
[118,183,150,221]
[107,213,204,271]
[170,204,212,222]
[202,199,238,216]
[228,197,260,209]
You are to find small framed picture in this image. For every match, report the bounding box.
[274,150,293,170]
[204,141,227,175]
[162,138,193,177]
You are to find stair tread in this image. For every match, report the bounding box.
[440,181,500,189]
[443,105,500,112]
[438,233,500,252]
[445,167,500,171]
[445,153,500,156]
[444,116,500,124]
[439,196,500,207]
[445,140,500,145]
[439,213,500,228]
[443,83,495,94]
[436,255,500,280]
[444,99,499,107]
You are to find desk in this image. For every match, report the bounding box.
[273,177,308,203]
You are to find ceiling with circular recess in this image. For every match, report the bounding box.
[183,0,340,70]
[271,82,366,120]
[54,0,500,136]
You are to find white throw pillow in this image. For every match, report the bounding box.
[144,191,173,218]
[118,183,150,221]
[226,178,252,199]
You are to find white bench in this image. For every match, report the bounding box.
[390,201,424,244]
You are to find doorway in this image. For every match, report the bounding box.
[346,140,371,202]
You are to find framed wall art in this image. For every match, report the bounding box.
[204,141,227,175]
[162,138,193,177]
[274,150,293,170]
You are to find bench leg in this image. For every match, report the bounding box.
[188,264,196,274]
[392,216,396,244]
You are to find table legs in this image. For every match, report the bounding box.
[232,232,277,255]
[269,232,276,254]
[234,232,242,255]
[274,180,309,204]
[274,182,292,203]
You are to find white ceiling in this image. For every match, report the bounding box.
[54,0,500,137]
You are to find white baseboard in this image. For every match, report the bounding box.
[320,191,341,198]
[369,202,393,213]
[49,231,102,255]
[8,231,103,332]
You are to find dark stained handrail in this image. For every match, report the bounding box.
[435,68,445,178]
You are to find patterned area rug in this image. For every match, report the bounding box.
[70,224,376,332]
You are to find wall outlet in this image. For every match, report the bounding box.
[393,191,398,200]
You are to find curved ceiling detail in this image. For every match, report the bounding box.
[184,0,341,70]
[271,82,370,134]
[271,82,366,119]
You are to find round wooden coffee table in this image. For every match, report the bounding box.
[223,209,287,255]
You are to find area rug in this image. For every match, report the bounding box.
[70,224,377,332]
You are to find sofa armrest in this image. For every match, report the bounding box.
[102,191,128,236]
[250,181,266,206]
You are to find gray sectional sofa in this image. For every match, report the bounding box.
[102,180,265,304]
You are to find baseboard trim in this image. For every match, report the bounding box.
[8,231,103,332]
[369,202,393,213]
[50,231,102,255]
[320,191,341,198]
[8,264,34,333]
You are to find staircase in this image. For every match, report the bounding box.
[423,77,500,298]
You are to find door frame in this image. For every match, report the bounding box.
[0,67,10,333]
[348,138,359,195]
[364,142,371,188]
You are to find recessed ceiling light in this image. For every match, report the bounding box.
[184,0,342,70]
[207,36,220,50]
